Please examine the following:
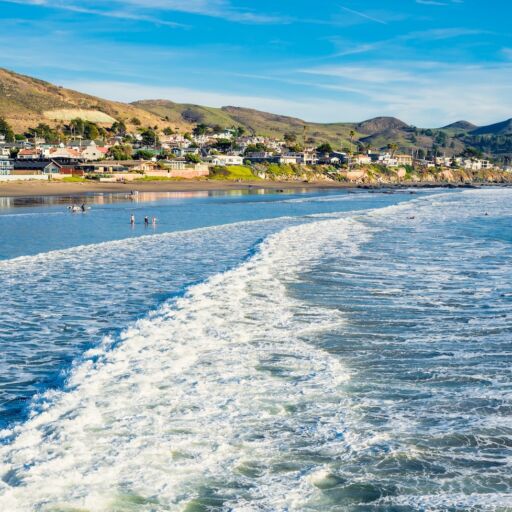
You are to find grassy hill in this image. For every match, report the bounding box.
[1,67,511,160]
[132,100,362,147]
[0,68,178,132]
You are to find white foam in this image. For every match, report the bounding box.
[0,215,370,511]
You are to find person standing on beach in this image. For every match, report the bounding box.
[130,214,135,225]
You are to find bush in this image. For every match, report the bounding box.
[209,165,259,180]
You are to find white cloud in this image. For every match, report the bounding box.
[298,61,512,126]
[3,0,286,24]
[300,66,417,83]
[58,79,387,123]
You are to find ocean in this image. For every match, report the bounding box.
[0,187,510,511]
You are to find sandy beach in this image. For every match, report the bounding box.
[0,179,357,198]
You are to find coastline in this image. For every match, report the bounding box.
[0,178,500,199]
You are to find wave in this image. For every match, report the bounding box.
[0,214,371,511]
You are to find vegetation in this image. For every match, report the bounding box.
[209,165,259,180]
[134,149,156,160]
[185,153,201,163]
[108,144,133,160]
[316,142,333,153]
[0,117,15,142]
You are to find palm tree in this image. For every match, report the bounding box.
[387,143,399,157]
[349,130,356,154]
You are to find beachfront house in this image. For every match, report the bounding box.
[13,160,62,175]
[0,157,14,175]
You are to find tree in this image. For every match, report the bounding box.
[108,144,133,160]
[163,127,174,136]
[140,128,159,147]
[193,124,209,136]
[316,142,333,153]
[349,130,356,153]
[131,117,142,126]
[288,143,304,153]
[387,143,399,157]
[234,126,245,138]
[284,132,297,144]
[244,143,268,155]
[185,153,201,163]
[134,149,155,160]
[215,138,232,152]
[27,123,60,144]
[111,121,127,136]
[0,117,15,142]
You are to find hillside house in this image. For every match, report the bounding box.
[208,155,244,166]
[18,148,42,160]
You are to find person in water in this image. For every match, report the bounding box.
[144,216,149,226]
[81,203,86,212]
[130,214,135,225]
[152,216,157,226]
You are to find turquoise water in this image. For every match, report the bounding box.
[0,188,510,511]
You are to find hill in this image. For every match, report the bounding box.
[1,68,511,160]
[0,68,174,132]
[132,100,362,146]
[471,118,512,136]
[442,120,477,131]
[356,117,409,134]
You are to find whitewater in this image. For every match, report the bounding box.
[0,188,511,511]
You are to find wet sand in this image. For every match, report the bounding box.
[0,179,352,198]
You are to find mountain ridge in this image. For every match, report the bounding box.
[1,68,511,158]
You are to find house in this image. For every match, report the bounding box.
[13,160,62,174]
[395,154,413,166]
[277,155,300,164]
[43,146,81,160]
[351,154,372,166]
[18,148,42,160]
[0,157,14,175]
[171,147,200,157]
[208,155,244,166]
[462,158,493,171]
[80,144,108,161]
[162,159,187,171]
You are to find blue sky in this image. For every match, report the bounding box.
[1,0,511,126]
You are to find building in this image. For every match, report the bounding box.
[0,157,14,175]
[351,154,372,166]
[209,155,244,166]
[395,154,413,166]
[171,147,200,157]
[463,159,493,171]
[13,160,62,174]
[17,148,42,160]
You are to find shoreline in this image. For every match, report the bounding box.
[0,178,506,199]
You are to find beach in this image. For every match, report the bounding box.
[0,179,355,198]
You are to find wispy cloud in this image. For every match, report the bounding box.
[339,5,387,25]
[297,61,512,126]
[1,0,185,26]
[3,0,287,24]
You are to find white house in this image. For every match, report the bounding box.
[209,154,244,166]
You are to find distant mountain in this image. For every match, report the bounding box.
[442,120,477,131]
[471,118,512,135]
[356,117,409,135]
[1,67,511,158]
